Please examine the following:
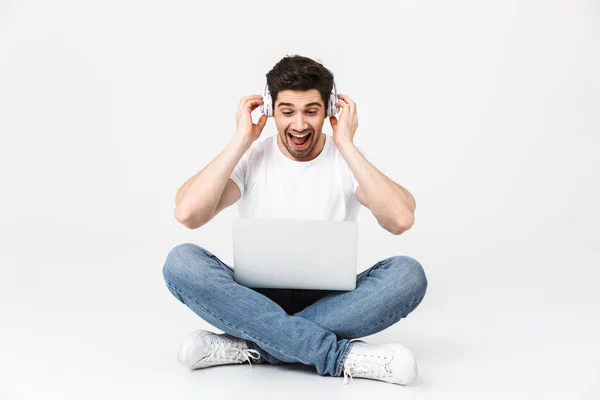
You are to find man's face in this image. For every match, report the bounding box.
[273,89,326,160]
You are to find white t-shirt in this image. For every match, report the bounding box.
[230,133,381,222]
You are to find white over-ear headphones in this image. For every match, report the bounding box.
[260,56,340,118]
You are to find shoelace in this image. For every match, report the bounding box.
[226,347,261,368]
[195,337,261,369]
[342,356,390,385]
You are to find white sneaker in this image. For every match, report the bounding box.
[342,340,418,385]
[177,329,261,370]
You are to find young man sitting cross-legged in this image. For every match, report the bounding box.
[163,54,427,386]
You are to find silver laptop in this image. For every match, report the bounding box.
[232,218,358,290]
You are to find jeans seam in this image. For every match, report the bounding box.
[166,281,305,365]
[346,296,425,338]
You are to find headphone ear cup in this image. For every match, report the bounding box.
[262,94,269,117]
[266,93,272,117]
[268,92,273,117]
[261,82,272,117]
[328,92,338,117]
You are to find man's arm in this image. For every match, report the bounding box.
[329,93,415,235]
[339,141,416,235]
[175,94,267,229]
[175,134,251,229]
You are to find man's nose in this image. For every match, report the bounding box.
[292,113,308,131]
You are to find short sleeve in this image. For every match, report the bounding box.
[230,151,249,199]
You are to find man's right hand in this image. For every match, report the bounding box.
[235,94,268,144]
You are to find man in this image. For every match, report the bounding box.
[162,55,428,386]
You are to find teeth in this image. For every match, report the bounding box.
[290,132,310,138]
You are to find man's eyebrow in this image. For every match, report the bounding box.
[277,102,322,108]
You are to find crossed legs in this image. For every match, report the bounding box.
[162,243,427,376]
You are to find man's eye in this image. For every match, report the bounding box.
[282,111,316,116]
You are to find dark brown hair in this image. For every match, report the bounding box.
[266,55,334,111]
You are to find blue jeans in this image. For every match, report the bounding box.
[162,243,428,377]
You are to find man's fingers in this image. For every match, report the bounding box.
[239,95,263,107]
[337,93,354,103]
[336,100,356,116]
[329,116,338,128]
[337,94,355,110]
[244,98,263,111]
[239,94,261,103]
[256,114,268,131]
[235,97,263,122]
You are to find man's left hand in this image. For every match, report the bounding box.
[329,93,358,146]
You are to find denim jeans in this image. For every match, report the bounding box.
[162,242,428,377]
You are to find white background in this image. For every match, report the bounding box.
[1,0,599,399]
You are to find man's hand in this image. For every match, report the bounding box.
[234,94,268,144]
[329,93,358,146]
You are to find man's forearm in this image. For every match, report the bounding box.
[175,134,251,226]
[337,140,416,233]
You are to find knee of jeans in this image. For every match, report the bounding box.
[390,255,428,300]
[162,242,210,286]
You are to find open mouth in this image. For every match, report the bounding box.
[288,131,312,149]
